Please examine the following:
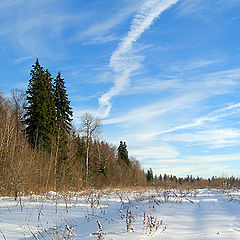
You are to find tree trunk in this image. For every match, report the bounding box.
[85,141,90,184]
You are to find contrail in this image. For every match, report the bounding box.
[98,0,179,117]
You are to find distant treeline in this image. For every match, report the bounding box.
[0,59,146,196]
[146,169,240,189]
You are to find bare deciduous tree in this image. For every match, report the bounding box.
[10,89,27,123]
[80,113,102,184]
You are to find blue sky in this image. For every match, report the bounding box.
[1,0,240,178]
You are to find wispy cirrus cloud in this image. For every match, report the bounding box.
[176,0,240,19]
[82,35,120,45]
[216,0,240,9]
[148,153,240,166]
[121,64,240,96]
[163,128,240,149]
[102,62,240,127]
[80,2,140,37]
[150,102,240,137]
[98,0,179,118]
[144,153,240,177]
[102,101,240,163]
[14,56,35,65]
[130,145,179,160]
[170,59,218,73]
[175,0,206,17]
[75,0,145,44]
[123,79,182,95]
[102,91,200,125]
[0,1,91,59]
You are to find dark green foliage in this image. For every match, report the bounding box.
[163,173,168,182]
[118,141,130,166]
[53,72,73,183]
[146,168,153,182]
[24,59,56,151]
[75,136,86,164]
[54,72,73,134]
[159,174,163,182]
[55,133,71,185]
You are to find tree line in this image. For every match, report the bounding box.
[0,59,146,196]
[146,169,240,189]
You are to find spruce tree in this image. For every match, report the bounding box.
[24,59,56,151]
[118,141,130,166]
[146,168,153,182]
[54,72,73,134]
[53,72,73,183]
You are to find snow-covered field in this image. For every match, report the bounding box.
[0,188,240,239]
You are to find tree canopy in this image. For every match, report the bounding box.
[24,59,56,151]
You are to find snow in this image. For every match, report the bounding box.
[0,189,240,239]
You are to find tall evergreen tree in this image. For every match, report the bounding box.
[24,59,56,151]
[146,168,153,182]
[53,72,73,183]
[54,72,73,134]
[118,141,130,166]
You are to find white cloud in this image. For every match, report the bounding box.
[130,145,179,160]
[181,154,240,164]
[142,153,240,177]
[163,128,240,148]
[102,82,240,126]
[131,66,240,97]
[100,64,240,168]
[101,64,240,125]
[0,1,90,59]
[102,100,174,125]
[176,0,205,17]
[217,0,240,9]
[81,4,138,38]
[75,0,146,44]
[143,153,240,166]
[149,164,237,178]
[176,0,240,19]
[82,35,120,45]
[204,68,240,87]
[123,79,182,95]
[170,59,218,73]
[150,102,240,137]
[14,56,34,65]
[121,64,240,97]
[102,91,200,125]
[98,0,179,118]
[102,99,240,170]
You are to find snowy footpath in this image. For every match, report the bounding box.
[0,189,240,239]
